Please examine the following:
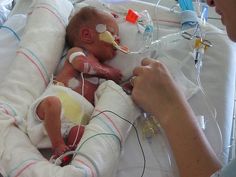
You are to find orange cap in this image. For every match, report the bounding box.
[126,9,140,24]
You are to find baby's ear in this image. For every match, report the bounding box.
[79,27,95,44]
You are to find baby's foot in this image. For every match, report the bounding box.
[66,125,85,150]
[50,144,71,166]
[52,144,70,158]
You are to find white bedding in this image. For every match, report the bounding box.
[0,0,236,177]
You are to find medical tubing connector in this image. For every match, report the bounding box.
[154,0,162,39]
[130,31,185,54]
[136,10,154,48]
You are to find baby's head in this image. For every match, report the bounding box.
[66,6,120,62]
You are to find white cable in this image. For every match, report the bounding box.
[70,72,86,147]
[80,72,85,97]
[53,150,77,165]
[72,125,81,147]
[53,72,86,164]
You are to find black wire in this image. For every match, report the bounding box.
[92,110,146,177]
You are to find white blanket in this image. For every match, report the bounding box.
[0,14,27,82]
[0,0,73,169]
[0,0,73,126]
[1,81,140,177]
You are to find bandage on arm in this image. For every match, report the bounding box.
[68,51,86,64]
[68,51,95,74]
[68,52,115,78]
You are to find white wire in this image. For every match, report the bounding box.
[53,72,86,164]
[67,72,85,148]
[72,125,81,147]
[71,72,85,147]
[53,150,77,165]
[80,72,85,97]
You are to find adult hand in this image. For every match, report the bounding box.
[132,58,222,177]
[131,58,186,124]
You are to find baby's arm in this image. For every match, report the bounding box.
[67,47,122,83]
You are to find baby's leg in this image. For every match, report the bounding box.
[37,96,69,156]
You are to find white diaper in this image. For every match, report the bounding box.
[27,83,94,148]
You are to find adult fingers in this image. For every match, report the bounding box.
[141,58,156,66]
[133,58,159,76]
[129,76,136,87]
[133,66,145,76]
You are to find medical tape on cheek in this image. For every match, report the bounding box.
[68,51,86,64]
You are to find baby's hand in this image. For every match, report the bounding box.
[107,67,122,83]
